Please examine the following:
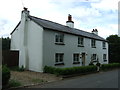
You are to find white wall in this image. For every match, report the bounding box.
[26,20,43,72]
[43,29,108,68]
[10,25,21,50]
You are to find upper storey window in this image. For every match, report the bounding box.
[55,33,64,45]
[102,41,106,49]
[78,36,84,47]
[91,39,96,48]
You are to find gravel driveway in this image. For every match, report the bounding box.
[10,70,62,87]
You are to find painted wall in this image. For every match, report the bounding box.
[11,10,43,72]
[43,29,108,68]
[11,10,108,72]
[27,20,43,72]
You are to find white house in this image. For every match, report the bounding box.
[10,8,108,72]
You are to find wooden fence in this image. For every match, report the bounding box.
[2,50,19,67]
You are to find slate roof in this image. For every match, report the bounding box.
[11,15,106,41]
[29,15,106,41]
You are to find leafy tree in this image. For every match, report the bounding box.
[106,35,120,63]
[2,37,11,50]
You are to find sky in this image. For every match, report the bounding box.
[0,0,119,38]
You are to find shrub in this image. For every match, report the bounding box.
[18,65,25,72]
[9,79,21,87]
[96,62,101,67]
[89,62,94,66]
[101,63,120,71]
[10,65,25,72]
[44,65,97,76]
[2,65,11,86]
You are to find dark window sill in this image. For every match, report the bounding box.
[104,60,107,62]
[92,46,96,48]
[103,48,106,49]
[73,62,80,64]
[78,45,84,47]
[55,63,64,66]
[55,42,65,45]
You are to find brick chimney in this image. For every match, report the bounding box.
[21,7,30,19]
[66,14,74,28]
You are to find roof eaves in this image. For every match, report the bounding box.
[10,21,21,35]
[44,27,107,42]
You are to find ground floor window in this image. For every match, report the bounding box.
[73,53,80,64]
[91,54,97,62]
[103,54,107,62]
[55,53,64,65]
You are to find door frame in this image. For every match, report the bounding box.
[81,52,86,66]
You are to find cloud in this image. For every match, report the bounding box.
[0,0,118,38]
[91,0,119,11]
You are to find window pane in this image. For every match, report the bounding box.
[78,37,84,46]
[73,54,79,62]
[103,42,106,48]
[55,35,59,42]
[55,53,64,63]
[55,33,64,43]
[91,39,96,47]
[55,54,58,62]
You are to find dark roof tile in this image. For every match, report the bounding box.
[27,15,106,41]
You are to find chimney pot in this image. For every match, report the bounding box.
[66,14,74,28]
[24,7,28,11]
[68,14,72,21]
[92,29,98,35]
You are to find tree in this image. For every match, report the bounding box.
[106,35,120,63]
[2,37,11,50]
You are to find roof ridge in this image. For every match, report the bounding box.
[29,15,66,27]
[29,15,91,33]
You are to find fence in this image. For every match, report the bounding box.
[2,50,19,67]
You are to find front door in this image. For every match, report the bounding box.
[82,53,86,66]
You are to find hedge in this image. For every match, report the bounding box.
[2,65,11,86]
[44,65,97,76]
[44,63,120,76]
[101,63,120,71]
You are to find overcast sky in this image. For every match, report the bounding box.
[0,0,119,38]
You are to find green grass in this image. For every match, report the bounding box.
[9,79,22,87]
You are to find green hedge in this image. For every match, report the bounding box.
[2,65,11,86]
[44,65,97,76]
[101,63,120,71]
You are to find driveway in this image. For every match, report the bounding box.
[26,69,119,88]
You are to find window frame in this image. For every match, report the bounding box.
[91,39,96,48]
[102,41,106,49]
[73,53,80,64]
[91,54,97,62]
[103,54,107,62]
[55,33,64,45]
[55,53,64,65]
[78,36,84,47]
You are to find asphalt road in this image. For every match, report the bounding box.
[27,69,119,88]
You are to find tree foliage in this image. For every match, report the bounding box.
[2,37,11,50]
[106,35,120,63]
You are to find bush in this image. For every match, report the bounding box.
[89,62,94,66]
[2,65,11,86]
[18,65,25,72]
[96,62,101,67]
[101,63,120,71]
[44,65,97,76]
[10,65,25,72]
[9,79,21,87]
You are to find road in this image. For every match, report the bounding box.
[27,69,119,88]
